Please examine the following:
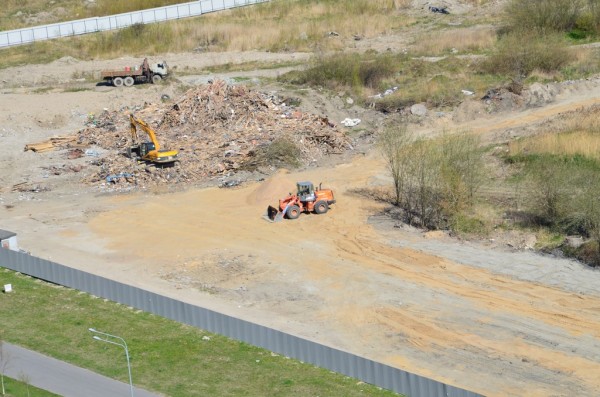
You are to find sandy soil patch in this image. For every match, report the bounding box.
[2,48,600,396]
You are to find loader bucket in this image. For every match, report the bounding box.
[266,205,284,222]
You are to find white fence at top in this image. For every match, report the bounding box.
[0,0,270,48]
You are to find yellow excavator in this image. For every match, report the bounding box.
[127,114,179,164]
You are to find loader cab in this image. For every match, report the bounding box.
[297,181,316,202]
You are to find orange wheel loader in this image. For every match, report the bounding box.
[267,181,336,222]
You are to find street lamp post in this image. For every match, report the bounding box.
[89,328,134,397]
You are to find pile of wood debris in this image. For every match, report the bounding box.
[24,136,77,153]
[76,80,351,187]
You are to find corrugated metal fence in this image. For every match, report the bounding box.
[0,0,270,48]
[0,248,483,397]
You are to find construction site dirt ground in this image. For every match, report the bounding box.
[2,51,600,397]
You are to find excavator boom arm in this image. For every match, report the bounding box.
[129,114,161,151]
[130,116,139,144]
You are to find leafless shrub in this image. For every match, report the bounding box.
[378,123,485,229]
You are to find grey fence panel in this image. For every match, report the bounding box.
[140,9,159,22]
[211,0,227,11]
[72,21,88,35]
[0,0,270,48]
[0,248,483,397]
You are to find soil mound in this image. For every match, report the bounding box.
[245,169,295,206]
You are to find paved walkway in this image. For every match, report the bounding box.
[3,342,162,397]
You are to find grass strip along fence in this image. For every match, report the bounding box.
[0,247,482,397]
[0,0,270,48]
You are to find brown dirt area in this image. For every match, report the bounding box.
[3,27,600,397]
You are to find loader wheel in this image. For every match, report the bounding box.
[113,77,124,87]
[124,76,135,87]
[286,205,301,220]
[314,200,329,214]
[152,74,162,84]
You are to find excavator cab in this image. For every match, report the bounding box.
[128,142,156,158]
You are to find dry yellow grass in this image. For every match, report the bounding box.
[465,0,490,4]
[391,0,412,9]
[509,131,600,160]
[551,105,600,135]
[412,26,496,55]
[197,0,404,52]
[1,0,414,64]
[565,46,600,77]
[528,69,562,81]
[570,46,595,63]
[509,106,600,160]
[1,0,497,67]
[1,0,187,30]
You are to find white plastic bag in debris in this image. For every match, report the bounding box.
[341,118,361,127]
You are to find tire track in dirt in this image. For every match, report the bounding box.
[84,151,600,397]
[321,212,600,396]
[287,155,600,396]
[37,75,600,397]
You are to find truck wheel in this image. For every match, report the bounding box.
[314,201,329,214]
[113,77,124,87]
[286,205,301,220]
[124,76,134,87]
[152,74,162,84]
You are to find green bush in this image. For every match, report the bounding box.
[374,76,464,111]
[379,126,485,230]
[589,0,600,32]
[523,156,574,224]
[508,153,600,238]
[256,137,302,168]
[451,213,489,237]
[482,31,570,78]
[505,0,582,32]
[371,57,498,112]
[374,94,414,112]
[571,12,597,39]
[279,53,399,92]
[574,241,600,267]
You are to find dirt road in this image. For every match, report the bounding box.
[2,54,600,396]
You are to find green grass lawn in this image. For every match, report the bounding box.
[0,376,59,397]
[0,269,400,397]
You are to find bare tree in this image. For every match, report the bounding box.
[575,170,600,265]
[18,371,31,397]
[377,122,413,205]
[405,138,444,228]
[438,131,485,210]
[0,340,12,396]
[527,159,572,223]
[588,0,600,30]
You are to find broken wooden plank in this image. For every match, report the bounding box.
[24,135,77,152]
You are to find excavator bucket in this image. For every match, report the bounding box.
[266,205,284,222]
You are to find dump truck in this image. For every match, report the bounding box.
[127,114,179,165]
[101,58,168,87]
[267,181,336,222]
